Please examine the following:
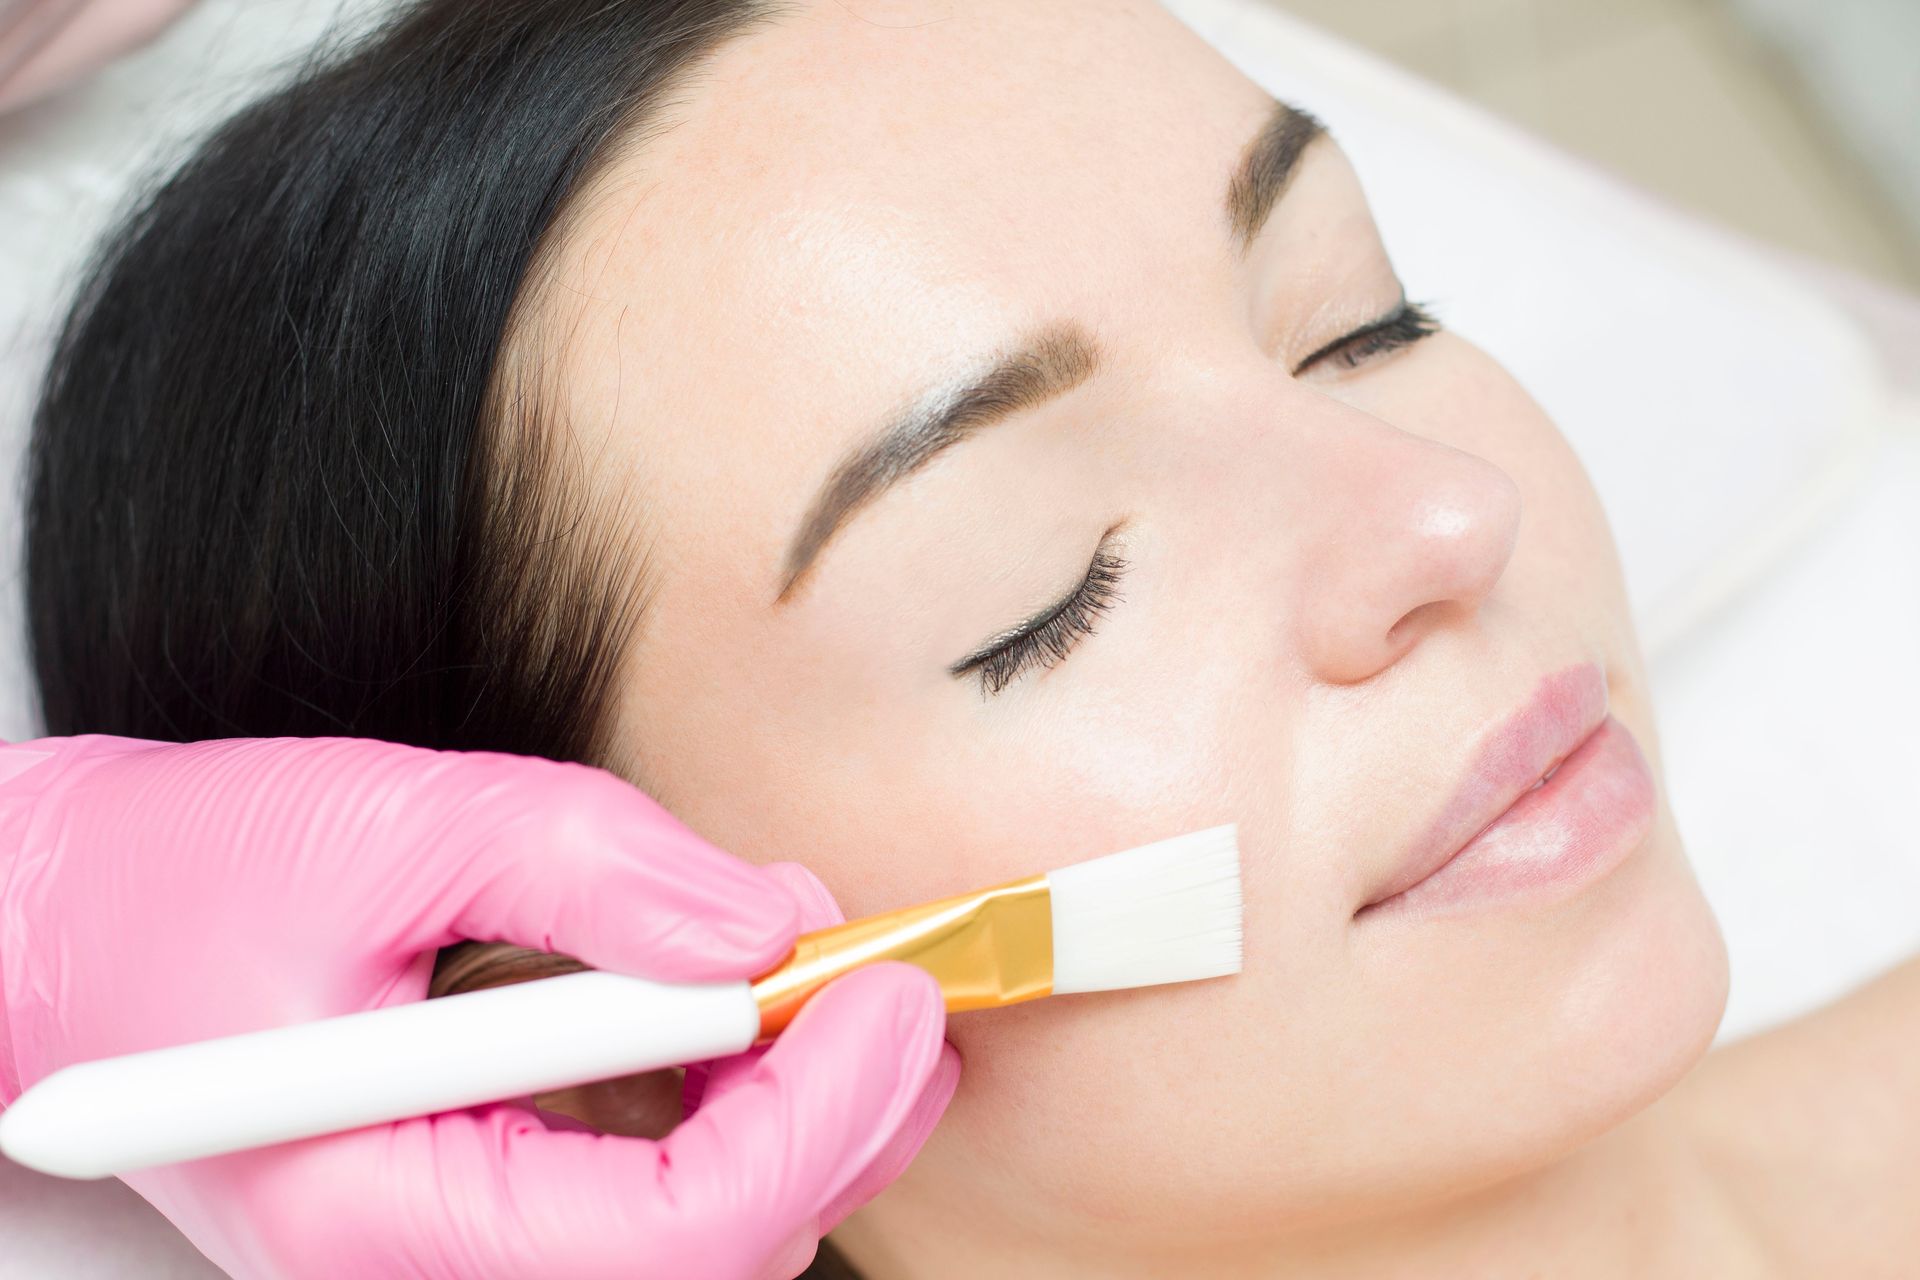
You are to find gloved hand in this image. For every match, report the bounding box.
[0,735,959,1279]
[0,0,202,114]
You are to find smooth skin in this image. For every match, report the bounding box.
[498,0,1918,1275]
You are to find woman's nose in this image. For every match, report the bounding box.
[1290,412,1522,685]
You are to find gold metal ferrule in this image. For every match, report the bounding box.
[749,873,1053,1041]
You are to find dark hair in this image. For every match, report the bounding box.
[25,2,863,1275]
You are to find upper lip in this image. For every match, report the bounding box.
[1358,662,1610,912]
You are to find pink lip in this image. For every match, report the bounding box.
[1356,662,1654,918]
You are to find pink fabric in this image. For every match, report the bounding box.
[0,0,200,114]
[0,735,958,1279]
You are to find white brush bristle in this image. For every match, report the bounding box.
[1045,823,1242,996]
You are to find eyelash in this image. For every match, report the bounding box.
[954,544,1130,697]
[1291,299,1441,375]
[952,301,1440,698]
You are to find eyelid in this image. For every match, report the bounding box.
[949,522,1129,690]
[948,578,1080,674]
[1290,294,1423,375]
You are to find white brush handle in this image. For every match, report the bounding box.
[0,972,761,1179]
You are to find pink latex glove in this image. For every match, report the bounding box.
[0,0,201,114]
[0,735,959,1279]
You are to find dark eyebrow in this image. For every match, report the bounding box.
[775,323,1100,604]
[774,96,1324,606]
[1226,97,1326,255]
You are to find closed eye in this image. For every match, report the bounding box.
[949,525,1130,697]
[1292,299,1440,376]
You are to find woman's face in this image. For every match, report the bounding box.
[524,0,1729,1254]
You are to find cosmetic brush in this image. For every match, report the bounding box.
[0,823,1240,1179]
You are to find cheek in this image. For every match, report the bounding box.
[912,954,1310,1239]
[771,679,1307,1233]
[878,733,1360,1238]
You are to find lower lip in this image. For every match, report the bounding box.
[1358,715,1656,920]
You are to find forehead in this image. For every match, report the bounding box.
[533,0,1276,630]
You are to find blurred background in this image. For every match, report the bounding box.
[1263,0,1920,291]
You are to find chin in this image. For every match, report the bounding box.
[1271,800,1731,1231]
[1411,802,1730,1207]
[1533,803,1729,1134]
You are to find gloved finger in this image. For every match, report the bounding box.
[281,960,948,1280]
[649,961,946,1271]
[817,1036,961,1233]
[360,745,800,982]
[761,859,846,930]
[683,860,843,1119]
[691,1040,964,1247]
[687,864,961,1235]
[752,1230,822,1280]
[65,736,799,986]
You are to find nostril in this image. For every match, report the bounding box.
[1385,599,1450,648]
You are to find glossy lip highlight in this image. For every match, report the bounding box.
[1356,662,1609,914]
